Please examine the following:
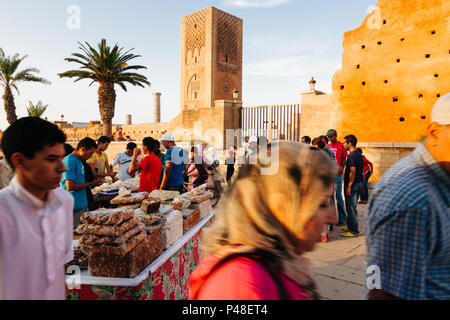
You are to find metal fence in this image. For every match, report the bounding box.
[239,104,301,142]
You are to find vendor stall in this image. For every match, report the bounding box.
[66,184,215,300]
[67,212,213,300]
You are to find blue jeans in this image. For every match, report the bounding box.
[344,182,362,234]
[359,171,371,201]
[335,175,346,223]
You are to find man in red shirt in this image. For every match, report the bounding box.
[128,137,161,193]
[326,129,348,225]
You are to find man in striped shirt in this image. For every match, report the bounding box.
[365,93,450,300]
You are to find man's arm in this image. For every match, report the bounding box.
[341,157,347,174]
[160,162,172,190]
[128,148,142,176]
[346,166,356,196]
[65,179,100,191]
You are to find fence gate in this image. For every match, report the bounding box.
[239,104,301,143]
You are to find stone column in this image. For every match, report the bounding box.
[125,114,132,125]
[153,92,161,123]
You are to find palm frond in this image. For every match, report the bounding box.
[27,100,48,117]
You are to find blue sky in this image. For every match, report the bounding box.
[0,0,375,131]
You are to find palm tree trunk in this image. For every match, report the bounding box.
[98,82,116,138]
[3,86,17,124]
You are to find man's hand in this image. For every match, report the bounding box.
[134,148,142,157]
[346,185,352,196]
[92,178,103,187]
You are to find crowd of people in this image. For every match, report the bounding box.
[0,93,448,300]
[300,130,370,241]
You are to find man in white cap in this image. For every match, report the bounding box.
[245,135,258,164]
[159,132,187,193]
[365,93,450,300]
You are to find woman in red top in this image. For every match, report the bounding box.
[128,137,161,193]
[189,142,338,300]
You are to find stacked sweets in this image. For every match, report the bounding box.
[76,207,154,278]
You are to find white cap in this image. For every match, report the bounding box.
[160,132,175,142]
[431,92,450,125]
[249,135,258,144]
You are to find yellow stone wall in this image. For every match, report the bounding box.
[331,0,450,142]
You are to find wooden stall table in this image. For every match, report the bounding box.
[66,212,214,300]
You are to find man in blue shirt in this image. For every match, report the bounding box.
[159,133,187,194]
[61,137,102,227]
[340,134,363,237]
[365,93,450,300]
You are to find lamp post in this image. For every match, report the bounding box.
[309,77,316,91]
[232,88,241,147]
[233,88,239,102]
[60,114,64,122]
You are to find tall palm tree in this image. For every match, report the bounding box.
[27,100,48,117]
[58,39,150,137]
[0,48,51,124]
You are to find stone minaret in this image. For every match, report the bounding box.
[153,92,161,123]
[180,7,243,111]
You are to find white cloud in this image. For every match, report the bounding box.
[224,0,292,8]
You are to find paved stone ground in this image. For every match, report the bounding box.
[303,203,368,300]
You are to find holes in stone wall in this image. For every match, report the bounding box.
[377,41,382,45]
[421,116,426,120]
[393,96,398,102]
[437,93,441,98]
[399,117,405,122]
[361,45,366,49]
[356,64,360,69]
[396,58,401,63]
[434,74,439,77]
[195,57,197,63]
[383,20,386,24]
[431,30,436,35]
[418,94,423,98]
[400,38,405,41]
[362,81,366,85]
[226,54,229,63]
[384,80,388,83]
[340,85,344,90]
[425,54,430,58]
[194,92,197,99]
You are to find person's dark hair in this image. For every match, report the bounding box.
[320,135,329,144]
[126,142,137,150]
[76,137,97,151]
[312,137,325,149]
[64,143,75,156]
[344,135,357,147]
[142,137,156,152]
[1,117,67,169]
[301,136,311,144]
[98,136,111,144]
[356,148,363,154]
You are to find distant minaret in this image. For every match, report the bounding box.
[125,114,132,125]
[153,92,161,123]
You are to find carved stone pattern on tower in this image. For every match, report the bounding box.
[216,11,239,65]
[185,10,206,54]
[187,73,201,101]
